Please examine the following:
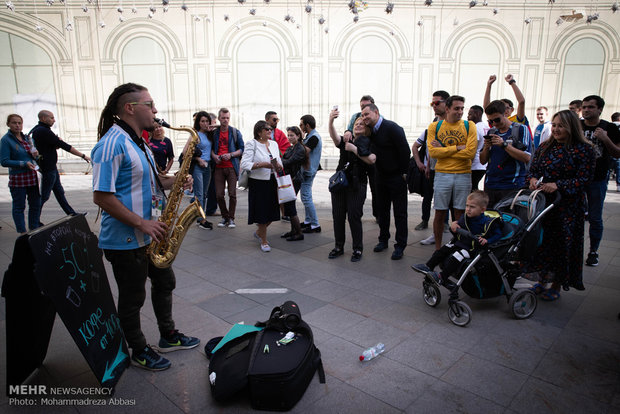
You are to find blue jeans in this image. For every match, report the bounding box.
[300,171,319,227]
[10,185,41,233]
[613,158,620,186]
[586,178,608,253]
[40,168,76,215]
[192,164,211,215]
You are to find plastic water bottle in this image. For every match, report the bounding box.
[359,343,385,362]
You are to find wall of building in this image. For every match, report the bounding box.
[1,1,618,171]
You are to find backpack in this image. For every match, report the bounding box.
[207,301,325,411]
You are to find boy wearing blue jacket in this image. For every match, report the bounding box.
[413,190,502,285]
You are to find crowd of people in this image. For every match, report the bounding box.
[2,79,619,371]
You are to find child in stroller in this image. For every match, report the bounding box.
[412,190,503,288]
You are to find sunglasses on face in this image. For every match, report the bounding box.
[129,101,154,109]
[263,127,273,131]
[488,117,502,124]
[430,100,445,107]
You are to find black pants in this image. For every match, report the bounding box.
[104,247,176,351]
[368,165,378,218]
[331,183,367,251]
[421,170,435,222]
[427,242,473,278]
[485,188,516,209]
[376,173,408,249]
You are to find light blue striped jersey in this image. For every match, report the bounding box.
[91,124,156,250]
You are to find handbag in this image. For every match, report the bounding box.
[237,141,255,189]
[328,162,349,193]
[276,174,297,204]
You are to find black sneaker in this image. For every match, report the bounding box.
[302,226,321,233]
[156,330,200,353]
[585,252,599,267]
[328,247,344,259]
[198,220,213,230]
[373,241,388,252]
[131,345,171,371]
[415,221,428,231]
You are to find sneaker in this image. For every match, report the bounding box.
[156,330,200,353]
[585,251,599,267]
[328,247,344,259]
[415,221,428,231]
[302,225,321,233]
[261,243,271,252]
[218,219,229,228]
[391,247,404,260]
[426,271,441,285]
[227,220,236,228]
[131,345,171,371]
[281,216,291,222]
[351,250,362,262]
[300,222,311,229]
[411,263,432,274]
[420,234,435,245]
[373,241,388,252]
[198,220,213,230]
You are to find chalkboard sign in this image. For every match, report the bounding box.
[25,215,129,388]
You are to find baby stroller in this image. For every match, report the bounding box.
[412,189,560,327]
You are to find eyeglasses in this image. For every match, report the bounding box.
[430,100,445,107]
[263,127,273,131]
[488,117,502,124]
[272,118,279,122]
[129,101,154,108]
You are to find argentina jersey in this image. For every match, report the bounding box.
[92,124,156,250]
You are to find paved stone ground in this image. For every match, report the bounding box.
[1,172,619,414]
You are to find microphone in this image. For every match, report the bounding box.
[154,118,171,128]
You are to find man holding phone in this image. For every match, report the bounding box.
[479,100,532,207]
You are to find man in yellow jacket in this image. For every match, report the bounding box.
[426,95,478,250]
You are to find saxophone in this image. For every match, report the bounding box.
[147,118,206,268]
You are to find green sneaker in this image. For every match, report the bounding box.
[131,345,171,371]
[156,330,200,353]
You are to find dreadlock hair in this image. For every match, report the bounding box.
[97,83,148,140]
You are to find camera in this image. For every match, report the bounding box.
[483,134,492,140]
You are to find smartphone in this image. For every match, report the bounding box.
[333,105,338,111]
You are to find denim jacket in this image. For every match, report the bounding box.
[211,126,245,177]
[1,130,36,175]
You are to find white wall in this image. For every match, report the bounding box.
[1,1,619,170]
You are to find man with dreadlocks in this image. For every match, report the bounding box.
[91,83,199,371]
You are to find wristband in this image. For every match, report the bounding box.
[508,79,516,85]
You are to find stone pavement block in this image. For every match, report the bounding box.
[297,376,402,414]
[529,291,586,329]
[373,302,435,334]
[197,266,262,291]
[510,377,610,414]
[172,279,229,304]
[348,355,436,410]
[467,331,547,374]
[412,321,482,353]
[303,304,366,337]
[441,354,528,407]
[298,279,356,303]
[566,311,620,345]
[195,293,260,319]
[544,330,620,373]
[334,290,395,317]
[388,336,465,378]
[354,276,417,301]
[318,336,370,382]
[405,378,505,414]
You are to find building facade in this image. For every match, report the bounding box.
[1,1,618,170]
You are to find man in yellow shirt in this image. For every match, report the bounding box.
[426,95,478,250]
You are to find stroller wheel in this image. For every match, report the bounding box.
[448,301,472,327]
[423,281,441,307]
[509,289,537,319]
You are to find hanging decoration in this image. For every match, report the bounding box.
[305,3,312,13]
[585,13,599,23]
[384,2,393,13]
[417,19,423,26]
[524,17,531,24]
[237,0,246,4]
[82,4,88,12]
[46,0,54,6]
[224,14,229,20]
[6,1,15,11]
[492,7,499,14]
[453,17,459,25]
[424,0,432,6]
[555,17,564,25]
[469,0,477,8]
[131,6,137,12]
[181,3,188,11]
[65,19,73,30]
[318,15,325,24]
[612,2,619,12]
[249,8,256,14]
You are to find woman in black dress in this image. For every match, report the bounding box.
[240,120,283,252]
[527,110,595,300]
[280,126,308,241]
[327,109,376,262]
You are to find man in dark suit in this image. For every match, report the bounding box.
[361,103,411,260]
